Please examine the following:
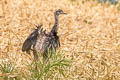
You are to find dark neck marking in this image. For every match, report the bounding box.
[50,13,59,34]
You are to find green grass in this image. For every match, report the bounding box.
[26,51,71,80]
[0,51,71,80]
[0,61,20,80]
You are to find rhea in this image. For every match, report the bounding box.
[22,9,66,61]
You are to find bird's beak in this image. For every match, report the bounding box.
[62,12,67,15]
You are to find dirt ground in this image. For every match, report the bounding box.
[0,0,120,79]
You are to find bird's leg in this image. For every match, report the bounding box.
[33,50,38,70]
[33,51,38,61]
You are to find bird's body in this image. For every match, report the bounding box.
[22,9,66,61]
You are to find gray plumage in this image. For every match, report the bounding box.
[22,9,66,61]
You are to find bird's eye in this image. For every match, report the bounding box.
[60,11,63,13]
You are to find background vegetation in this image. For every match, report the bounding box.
[0,0,120,80]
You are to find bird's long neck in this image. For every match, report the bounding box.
[50,13,58,34]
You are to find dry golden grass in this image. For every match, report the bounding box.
[0,0,120,79]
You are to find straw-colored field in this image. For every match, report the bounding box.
[0,0,120,79]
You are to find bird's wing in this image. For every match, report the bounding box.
[22,24,47,52]
[22,29,38,52]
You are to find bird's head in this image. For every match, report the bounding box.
[55,9,67,16]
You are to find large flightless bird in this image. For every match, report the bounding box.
[22,9,67,61]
